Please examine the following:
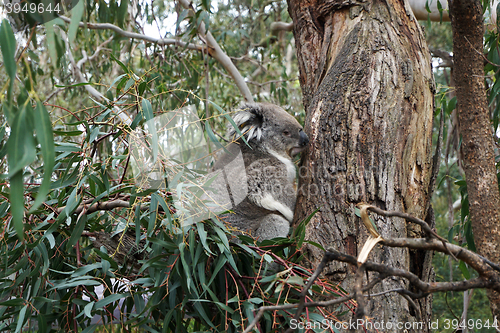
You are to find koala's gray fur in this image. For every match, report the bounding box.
[210,103,309,241]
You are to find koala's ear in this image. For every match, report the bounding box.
[228,104,264,142]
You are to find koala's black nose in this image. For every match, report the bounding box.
[299,130,309,146]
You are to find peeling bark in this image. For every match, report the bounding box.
[288,0,435,330]
[448,0,500,319]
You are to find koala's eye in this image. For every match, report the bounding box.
[283,130,291,136]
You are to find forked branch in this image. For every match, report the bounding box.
[243,204,500,333]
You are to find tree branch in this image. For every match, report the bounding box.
[58,16,205,51]
[177,0,253,102]
[52,192,174,215]
[326,247,498,292]
[243,202,500,332]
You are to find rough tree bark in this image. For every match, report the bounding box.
[287,0,435,330]
[448,0,500,319]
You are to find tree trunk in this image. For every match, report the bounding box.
[448,0,500,319]
[287,0,435,330]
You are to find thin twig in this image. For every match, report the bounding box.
[293,251,337,320]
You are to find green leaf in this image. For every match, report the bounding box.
[68,0,84,44]
[285,275,305,286]
[146,237,178,251]
[178,242,192,291]
[9,171,25,240]
[36,241,50,275]
[458,260,471,280]
[446,97,457,115]
[133,293,145,314]
[54,129,84,136]
[14,304,28,333]
[464,218,476,252]
[30,102,55,212]
[84,301,95,319]
[124,78,135,92]
[71,263,102,277]
[7,106,36,177]
[193,301,216,329]
[117,0,128,28]
[292,207,319,247]
[1,298,25,307]
[44,21,58,69]
[142,99,158,163]
[0,19,17,83]
[138,81,147,96]
[248,298,263,305]
[55,82,93,88]
[304,240,325,251]
[66,215,87,250]
[206,256,227,287]
[259,274,278,283]
[65,186,80,217]
[437,0,443,22]
[0,201,9,217]
[142,98,154,121]
[196,222,214,255]
[101,260,110,275]
[109,73,127,92]
[94,293,128,310]
[242,301,255,324]
[496,2,500,31]
[130,111,143,130]
[37,313,47,333]
[51,277,101,290]
[205,120,225,152]
[201,0,210,11]
[110,53,129,74]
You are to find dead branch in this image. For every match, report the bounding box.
[361,203,459,261]
[326,247,498,293]
[243,203,500,332]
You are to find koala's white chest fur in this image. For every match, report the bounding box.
[267,149,297,183]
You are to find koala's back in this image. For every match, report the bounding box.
[213,143,296,239]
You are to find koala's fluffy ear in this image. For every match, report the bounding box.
[228,103,265,142]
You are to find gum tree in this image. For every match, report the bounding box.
[288,0,436,327]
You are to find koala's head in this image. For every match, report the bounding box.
[228,103,309,158]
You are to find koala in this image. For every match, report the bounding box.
[209,103,309,241]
